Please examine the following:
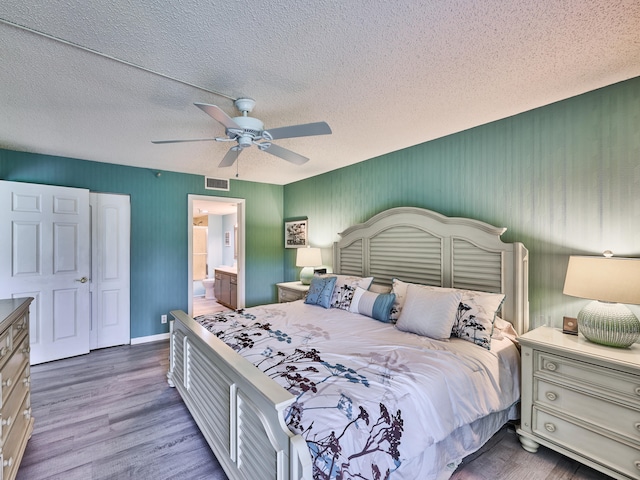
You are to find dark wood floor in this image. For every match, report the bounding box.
[18,341,612,480]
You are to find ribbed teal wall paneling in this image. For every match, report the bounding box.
[0,151,284,338]
[284,76,640,330]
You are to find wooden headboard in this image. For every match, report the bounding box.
[333,207,529,334]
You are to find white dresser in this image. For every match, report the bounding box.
[517,326,640,480]
[0,297,34,480]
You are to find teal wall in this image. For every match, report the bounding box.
[283,76,640,329]
[0,151,284,338]
[3,76,639,336]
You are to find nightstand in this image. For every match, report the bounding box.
[517,326,640,479]
[276,281,310,303]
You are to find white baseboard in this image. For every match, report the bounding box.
[131,332,170,345]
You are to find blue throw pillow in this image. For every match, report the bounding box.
[304,275,337,308]
[349,286,396,322]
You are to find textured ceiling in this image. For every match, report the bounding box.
[1,1,640,185]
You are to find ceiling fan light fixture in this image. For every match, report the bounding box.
[238,135,253,148]
[154,99,331,168]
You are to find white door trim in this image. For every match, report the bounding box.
[187,195,245,316]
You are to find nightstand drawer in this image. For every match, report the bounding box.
[533,407,640,479]
[278,288,305,302]
[276,282,309,303]
[534,350,640,401]
[535,378,640,442]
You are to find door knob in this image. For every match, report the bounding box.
[76,277,89,283]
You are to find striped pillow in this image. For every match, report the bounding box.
[349,287,396,322]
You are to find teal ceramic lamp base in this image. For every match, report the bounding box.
[299,266,315,285]
[578,300,640,348]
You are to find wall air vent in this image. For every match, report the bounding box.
[205,177,230,191]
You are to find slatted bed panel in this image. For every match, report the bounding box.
[369,225,443,286]
[334,206,528,334]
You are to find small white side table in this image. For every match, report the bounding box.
[276,281,310,303]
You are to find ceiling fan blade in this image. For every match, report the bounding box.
[260,143,309,165]
[264,121,332,140]
[219,146,241,167]
[152,138,217,144]
[194,103,241,130]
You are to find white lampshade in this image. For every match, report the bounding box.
[563,255,640,348]
[296,247,322,267]
[563,256,640,305]
[296,247,322,285]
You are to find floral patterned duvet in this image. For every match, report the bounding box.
[196,300,520,480]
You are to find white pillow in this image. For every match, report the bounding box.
[395,284,461,339]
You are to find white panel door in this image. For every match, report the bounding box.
[90,192,130,349]
[0,180,90,364]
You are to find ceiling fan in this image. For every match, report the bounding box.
[153,98,332,167]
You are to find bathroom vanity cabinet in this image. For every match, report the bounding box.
[214,269,237,310]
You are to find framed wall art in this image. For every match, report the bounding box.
[284,219,308,248]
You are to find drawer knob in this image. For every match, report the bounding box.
[544,422,556,433]
[0,346,6,358]
[23,377,31,387]
[1,378,11,388]
[635,387,640,396]
[545,362,558,372]
[1,416,12,427]
[635,422,640,433]
[23,408,32,420]
[546,392,558,401]
[635,460,640,470]
[3,457,13,468]
[22,346,30,354]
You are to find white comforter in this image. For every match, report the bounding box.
[197,301,520,480]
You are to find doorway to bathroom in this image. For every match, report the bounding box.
[187,194,245,317]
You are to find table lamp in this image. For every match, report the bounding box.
[296,247,323,285]
[563,254,640,348]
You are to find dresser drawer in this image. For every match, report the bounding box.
[534,350,640,402]
[1,370,30,446]
[10,311,28,346]
[0,337,29,409]
[0,328,11,371]
[535,378,640,443]
[533,407,640,479]
[1,391,32,480]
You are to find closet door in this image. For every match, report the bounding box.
[90,192,130,349]
[0,180,90,364]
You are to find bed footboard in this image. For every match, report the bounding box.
[168,310,312,480]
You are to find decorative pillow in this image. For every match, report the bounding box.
[395,284,462,339]
[389,278,409,322]
[451,290,505,350]
[329,275,374,310]
[304,275,337,309]
[390,279,505,349]
[349,287,396,323]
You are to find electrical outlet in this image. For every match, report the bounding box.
[161,314,167,324]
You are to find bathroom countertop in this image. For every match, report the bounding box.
[215,266,237,274]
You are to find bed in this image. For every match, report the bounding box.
[168,206,529,480]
